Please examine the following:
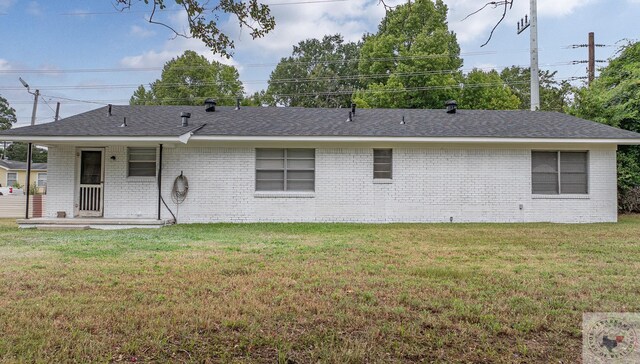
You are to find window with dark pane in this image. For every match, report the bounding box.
[560,152,588,194]
[531,151,588,195]
[128,147,157,177]
[256,148,314,191]
[373,149,392,179]
[531,152,558,194]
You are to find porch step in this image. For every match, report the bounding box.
[35,224,91,231]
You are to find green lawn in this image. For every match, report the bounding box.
[1,217,639,363]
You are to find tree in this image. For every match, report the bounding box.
[461,1,514,47]
[0,95,16,131]
[266,35,361,108]
[115,0,275,57]
[130,50,244,106]
[458,69,519,110]
[242,91,272,107]
[5,142,48,163]
[353,75,407,109]
[500,66,572,112]
[357,0,463,109]
[569,41,640,210]
[130,85,156,106]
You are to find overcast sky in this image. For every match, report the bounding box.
[0,0,638,128]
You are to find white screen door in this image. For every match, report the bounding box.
[77,149,104,217]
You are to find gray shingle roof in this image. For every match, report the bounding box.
[1,105,639,140]
[0,159,47,170]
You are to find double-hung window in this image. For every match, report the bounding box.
[37,173,47,187]
[256,149,315,191]
[373,149,393,179]
[531,151,588,194]
[7,172,17,187]
[128,147,157,177]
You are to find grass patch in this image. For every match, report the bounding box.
[1,216,640,362]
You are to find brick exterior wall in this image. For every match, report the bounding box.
[45,144,619,223]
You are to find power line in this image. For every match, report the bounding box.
[0,46,586,75]
[39,96,57,115]
[39,96,61,122]
[0,51,525,74]
[0,62,576,92]
[5,77,577,105]
[40,94,109,106]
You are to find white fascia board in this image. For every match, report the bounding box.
[0,136,182,143]
[189,135,640,145]
[3,134,640,145]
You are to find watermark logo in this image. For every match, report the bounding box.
[583,313,640,363]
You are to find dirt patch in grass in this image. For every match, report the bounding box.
[1,217,640,362]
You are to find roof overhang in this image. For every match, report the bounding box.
[4,135,640,145]
[2,135,191,146]
[189,135,640,145]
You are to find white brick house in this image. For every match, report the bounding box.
[3,103,640,226]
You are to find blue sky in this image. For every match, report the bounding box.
[0,0,638,127]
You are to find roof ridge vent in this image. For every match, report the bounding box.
[346,111,353,122]
[181,112,191,127]
[445,100,457,114]
[204,98,216,112]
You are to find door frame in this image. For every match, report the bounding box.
[75,148,105,217]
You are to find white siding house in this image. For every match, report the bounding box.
[2,103,639,226]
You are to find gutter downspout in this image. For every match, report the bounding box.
[25,143,32,219]
[157,144,163,220]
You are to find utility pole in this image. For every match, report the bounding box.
[19,77,38,219]
[54,102,61,121]
[588,32,595,86]
[569,32,606,84]
[517,0,540,111]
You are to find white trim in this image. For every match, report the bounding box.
[531,194,590,200]
[190,136,640,145]
[373,179,393,184]
[253,192,315,198]
[4,135,640,145]
[4,136,182,143]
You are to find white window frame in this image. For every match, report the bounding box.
[37,172,47,187]
[255,148,315,192]
[6,172,17,187]
[531,151,589,195]
[127,147,157,177]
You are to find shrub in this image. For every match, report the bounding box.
[620,186,640,213]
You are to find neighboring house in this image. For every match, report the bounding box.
[1,101,640,225]
[0,159,47,193]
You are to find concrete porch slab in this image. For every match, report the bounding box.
[17,218,173,230]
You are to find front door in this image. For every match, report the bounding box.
[76,149,104,217]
